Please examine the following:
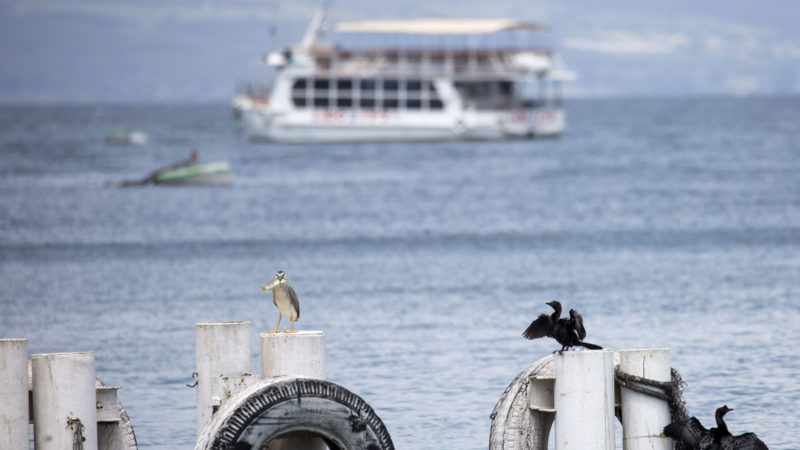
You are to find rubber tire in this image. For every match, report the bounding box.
[489,355,554,450]
[200,377,394,450]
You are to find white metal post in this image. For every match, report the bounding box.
[619,349,672,450]
[195,321,251,436]
[31,351,98,450]
[553,350,615,450]
[0,339,29,450]
[260,331,325,379]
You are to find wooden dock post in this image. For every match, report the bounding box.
[553,350,616,450]
[0,339,29,450]
[31,351,98,450]
[619,349,672,450]
[195,321,251,436]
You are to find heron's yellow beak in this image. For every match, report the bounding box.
[262,278,280,290]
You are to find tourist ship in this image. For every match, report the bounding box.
[240,8,574,143]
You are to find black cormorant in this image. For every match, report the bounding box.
[522,301,602,352]
[664,405,768,449]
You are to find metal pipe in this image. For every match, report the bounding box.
[553,350,615,449]
[32,351,98,450]
[619,349,672,450]
[0,339,28,450]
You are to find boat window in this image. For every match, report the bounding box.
[336,98,352,108]
[384,98,399,109]
[407,80,422,91]
[405,99,422,109]
[292,96,307,108]
[292,79,307,90]
[427,84,444,110]
[313,78,329,90]
[313,97,329,107]
[359,98,375,108]
[360,79,375,91]
[454,80,514,110]
[383,79,399,91]
[336,79,352,90]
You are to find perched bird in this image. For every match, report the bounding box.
[261,270,300,333]
[522,301,602,352]
[522,300,561,340]
[663,405,768,450]
[569,309,587,341]
[663,414,715,449]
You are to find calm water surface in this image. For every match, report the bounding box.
[1,97,799,448]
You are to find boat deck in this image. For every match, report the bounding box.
[296,46,554,79]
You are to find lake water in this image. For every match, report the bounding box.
[1,97,799,449]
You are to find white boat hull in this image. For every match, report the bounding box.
[243,108,564,143]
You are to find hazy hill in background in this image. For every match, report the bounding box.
[1,0,799,102]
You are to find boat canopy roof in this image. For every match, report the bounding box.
[335,19,546,35]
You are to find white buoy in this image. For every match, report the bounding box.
[0,339,29,450]
[553,350,615,450]
[31,351,98,450]
[619,348,672,450]
[260,331,325,379]
[195,322,251,436]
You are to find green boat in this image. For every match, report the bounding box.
[153,161,233,186]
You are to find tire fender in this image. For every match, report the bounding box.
[196,376,394,450]
[489,355,554,450]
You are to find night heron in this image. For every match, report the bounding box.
[261,270,300,333]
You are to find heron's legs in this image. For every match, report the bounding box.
[288,318,296,333]
[270,313,282,333]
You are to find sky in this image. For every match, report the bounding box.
[1,0,799,102]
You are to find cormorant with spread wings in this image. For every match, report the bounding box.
[522,301,602,352]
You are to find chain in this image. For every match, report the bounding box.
[66,418,85,450]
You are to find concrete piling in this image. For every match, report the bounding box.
[259,331,327,449]
[195,321,251,436]
[619,348,672,450]
[31,351,98,450]
[553,350,616,450]
[260,330,325,379]
[0,339,29,450]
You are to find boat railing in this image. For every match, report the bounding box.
[235,80,271,105]
[301,46,553,79]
